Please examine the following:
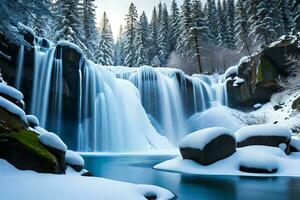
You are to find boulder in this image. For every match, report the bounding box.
[179,127,236,166]
[239,151,278,174]
[65,150,84,172]
[292,96,300,110]
[235,125,292,154]
[227,34,300,107]
[0,130,61,174]
[290,137,300,152]
[81,171,93,177]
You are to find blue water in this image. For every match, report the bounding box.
[82,155,300,200]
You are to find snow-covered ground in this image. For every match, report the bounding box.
[154,146,300,177]
[0,159,174,200]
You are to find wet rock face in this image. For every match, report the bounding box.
[228,35,300,107]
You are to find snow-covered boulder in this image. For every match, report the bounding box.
[290,136,300,152]
[179,127,236,166]
[0,83,23,101]
[26,115,39,128]
[0,96,27,131]
[65,150,84,172]
[235,125,292,153]
[39,132,67,173]
[239,151,278,174]
[253,103,262,110]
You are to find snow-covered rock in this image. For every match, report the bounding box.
[0,83,23,101]
[39,132,67,152]
[26,115,39,127]
[34,126,48,135]
[233,76,244,87]
[57,40,84,55]
[0,96,27,123]
[235,125,292,151]
[290,136,300,152]
[179,127,236,165]
[253,103,262,110]
[65,150,84,172]
[239,151,278,174]
[224,65,238,78]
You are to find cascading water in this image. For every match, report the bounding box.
[15,38,229,152]
[15,45,24,90]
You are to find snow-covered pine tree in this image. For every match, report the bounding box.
[250,0,277,45]
[291,0,300,32]
[82,0,98,58]
[114,26,125,66]
[177,0,193,59]
[151,55,161,68]
[217,0,226,46]
[33,0,53,38]
[134,11,150,67]
[95,12,114,66]
[169,0,181,52]
[224,0,236,49]
[157,4,170,66]
[206,0,219,44]
[124,3,138,67]
[149,7,159,63]
[234,0,252,55]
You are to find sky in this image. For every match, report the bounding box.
[94,0,184,40]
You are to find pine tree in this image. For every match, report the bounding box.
[224,0,235,49]
[250,0,277,45]
[82,0,98,57]
[134,11,150,67]
[54,0,84,47]
[291,0,300,32]
[235,0,251,55]
[157,4,170,66]
[123,3,138,67]
[177,0,193,59]
[96,12,114,66]
[217,0,226,46]
[169,0,181,52]
[114,26,125,66]
[279,0,295,33]
[206,0,218,44]
[149,7,159,62]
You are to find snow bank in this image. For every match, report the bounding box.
[155,145,300,177]
[235,124,292,143]
[56,40,84,55]
[179,127,234,150]
[0,159,174,200]
[26,115,39,127]
[239,150,279,172]
[0,96,26,122]
[65,150,84,166]
[0,83,23,101]
[39,132,67,152]
[187,106,243,133]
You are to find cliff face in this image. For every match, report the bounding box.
[227,34,300,107]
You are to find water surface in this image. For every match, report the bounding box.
[83,155,300,200]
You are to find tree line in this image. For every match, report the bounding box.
[0,0,300,73]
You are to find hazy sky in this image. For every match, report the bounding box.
[94,0,184,40]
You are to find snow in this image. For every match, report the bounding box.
[39,132,67,152]
[239,150,278,172]
[34,126,48,135]
[56,40,84,55]
[0,83,23,101]
[235,124,292,143]
[0,159,174,200]
[291,136,300,151]
[65,150,84,166]
[233,76,244,87]
[238,56,251,65]
[253,103,262,109]
[155,145,300,177]
[186,106,243,133]
[26,115,39,127]
[0,96,26,122]
[179,127,234,150]
[224,65,238,78]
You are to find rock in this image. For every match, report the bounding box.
[65,150,84,172]
[290,137,300,152]
[292,96,300,110]
[239,151,278,174]
[179,127,236,166]
[274,105,283,110]
[26,115,39,128]
[81,171,93,177]
[235,125,292,154]
[227,34,300,107]
[0,130,61,174]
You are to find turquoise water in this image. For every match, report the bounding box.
[83,155,300,200]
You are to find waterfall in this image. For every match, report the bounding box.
[15,40,229,152]
[15,45,24,90]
